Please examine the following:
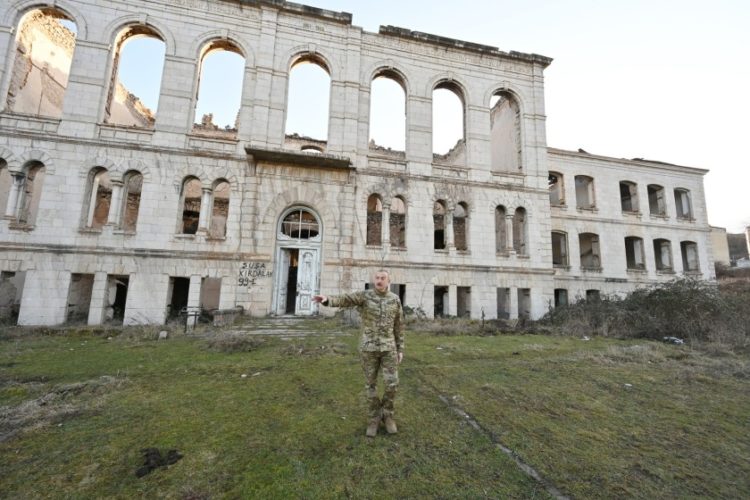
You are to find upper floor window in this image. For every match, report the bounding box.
[680,241,700,272]
[495,205,507,253]
[6,8,77,118]
[513,207,528,255]
[179,177,201,235]
[653,238,673,271]
[453,202,468,251]
[105,26,166,127]
[16,162,46,226]
[647,184,666,216]
[624,236,645,270]
[366,194,383,246]
[285,57,330,149]
[432,82,465,161]
[551,231,568,267]
[549,172,564,206]
[83,168,112,229]
[575,175,595,209]
[674,188,693,219]
[121,171,143,233]
[0,160,10,215]
[369,71,406,153]
[390,196,407,249]
[579,232,601,269]
[193,41,245,138]
[490,91,522,173]
[619,181,639,213]
[209,180,230,238]
[433,200,447,250]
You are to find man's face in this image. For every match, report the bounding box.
[373,272,390,292]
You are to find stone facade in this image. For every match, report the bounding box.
[0,0,715,325]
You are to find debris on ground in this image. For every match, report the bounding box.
[136,448,183,477]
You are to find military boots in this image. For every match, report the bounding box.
[365,417,380,437]
[384,415,398,434]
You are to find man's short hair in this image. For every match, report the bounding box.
[373,269,390,278]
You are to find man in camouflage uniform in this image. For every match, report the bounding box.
[313,270,404,437]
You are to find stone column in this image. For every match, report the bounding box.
[4,173,24,218]
[197,188,212,234]
[87,272,109,325]
[448,285,458,317]
[509,286,519,320]
[106,180,124,226]
[186,275,203,330]
[382,204,391,247]
[505,214,515,254]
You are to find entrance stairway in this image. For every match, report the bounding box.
[223,315,352,339]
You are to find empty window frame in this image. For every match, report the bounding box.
[512,207,527,255]
[6,8,77,118]
[434,285,449,317]
[548,172,564,206]
[167,277,190,319]
[496,288,510,319]
[280,208,320,240]
[647,184,666,216]
[180,177,202,235]
[106,275,129,324]
[517,288,531,320]
[432,81,465,158]
[366,194,383,246]
[490,91,522,172]
[83,168,112,229]
[579,233,601,269]
[575,175,595,209]
[619,181,639,213]
[209,180,230,238]
[680,241,700,272]
[495,205,507,253]
[586,289,600,301]
[285,57,331,145]
[390,196,406,249]
[653,239,673,271]
[369,70,406,152]
[67,273,94,323]
[121,170,143,232]
[454,202,469,251]
[554,289,568,308]
[0,271,25,321]
[551,231,569,267]
[457,286,471,318]
[674,188,693,219]
[105,26,166,127]
[17,162,45,225]
[193,41,245,137]
[0,161,10,214]
[433,200,447,250]
[624,236,646,270]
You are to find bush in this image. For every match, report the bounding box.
[203,333,263,353]
[540,278,750,349]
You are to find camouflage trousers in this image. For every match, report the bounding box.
[360,350,399,420]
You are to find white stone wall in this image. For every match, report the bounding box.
[0,0,714,325]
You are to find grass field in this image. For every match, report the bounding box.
[1,319,748,499]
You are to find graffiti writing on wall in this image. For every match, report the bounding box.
[238,262,273,287]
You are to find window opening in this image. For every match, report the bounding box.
[122,171,142,232]
[366,194,383,246]
[432,82,464,159]
[285,59,330,146]
[490,92,522,172]
[681,241,699,272]
[625,236,645,270]
[457,286,471,318]
[653,239,673,271]
[620,181,638,213]
[390,196,406,248]
[209,180,230,238]
[674,189,693,219]
[548,173,564,205]
[554,289,568,308]
[66,273,94,323]
[85,168,112,229]
[513,207,527,255]
[552,231,568,266]
[496,288,510,319]
[579,233,601,269]
[454,202,468,251]
[575,175,595,209]
[369,73,406,152]
[180,178,201,234]
[193,43,244,137]
[433,200,447,250]
[433,285,448,317]
[648,185,666,216]
[495,205,507,252]
[281,208,319,240]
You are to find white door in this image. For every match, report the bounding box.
[275,249,291,315]
[295,248,318,316]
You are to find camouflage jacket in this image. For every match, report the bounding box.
[326,290,404,353]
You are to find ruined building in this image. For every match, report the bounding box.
[0,0,716,325]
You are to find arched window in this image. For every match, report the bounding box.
[551,231,568,267]
[105,26,166,127]
[433,200,447,250]
[495,205,507,253]
[6,8,77,118]
[674,188,693,219]
[620,181,639,213]
[17,162,46,225]
[454,202,468,251]
[179,177,201,234]
[84,168,112,229]
[513,207,527,255]
[680,241,699,272]
[366,194,383,246]
[193,41,245,137]
[285,57,330,147]
[579,233,601,269]
[280,208,320,240]
[490,91,522,172]
[432,82,464,159]
[624,236,645,270]
[121,170,143,233]
[648,184,666,216]
[548,172,564,206]
[209,180,230,238]
[653,239,673,271]
[575,175,595,209]
[369,71,406,152]
[390,196,407,249]
[0,160,10,215]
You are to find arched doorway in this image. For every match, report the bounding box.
[272,206,322,315]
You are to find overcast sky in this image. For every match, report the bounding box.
[288,0,749,232]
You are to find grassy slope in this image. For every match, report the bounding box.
[1,324,748,499]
